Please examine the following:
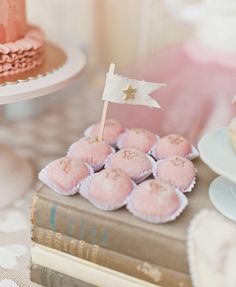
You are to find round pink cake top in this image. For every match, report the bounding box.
[0,0,27,44]
[119,128,157,153]
[68,136,112,168]
[47,157,90,191]
[89,118,124,144]
[107,148,152,179]
[155,156,196,192]
[128,179,180,218]
[88,168,133,206]
[153,134,192,159]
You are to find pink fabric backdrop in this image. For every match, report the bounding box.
[109,43,236,144]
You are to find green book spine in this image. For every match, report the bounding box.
[31,194,187,274]
[31,263,95,287]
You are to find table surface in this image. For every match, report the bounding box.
[0,79,102,286]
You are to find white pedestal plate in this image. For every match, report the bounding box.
[0,44,86,208]
[198,127,236,222]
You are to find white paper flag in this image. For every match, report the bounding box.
[102,72,166,108]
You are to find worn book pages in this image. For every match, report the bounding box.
[31,264,95,287]
[32,226,192,287]
[31,244,161,287]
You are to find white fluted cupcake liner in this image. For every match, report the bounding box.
[152,160,197,193]
[104,154,155,184]
[150,144,199,161]
[80,174,136,211]
[126,187,188,224]
[67,142,115,172]
[38,162,93,196]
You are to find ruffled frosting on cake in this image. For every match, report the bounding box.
[0,48,43,64]
[0,26,44,54]
[0,25,44,76]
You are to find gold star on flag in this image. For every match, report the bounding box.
[122,84,136,101]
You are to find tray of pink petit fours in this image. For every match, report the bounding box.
[39,118,199,224]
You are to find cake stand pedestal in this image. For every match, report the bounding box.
[0,44,86,208]
[198,127,236,222]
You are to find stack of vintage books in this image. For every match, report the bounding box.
[30,160,214,287]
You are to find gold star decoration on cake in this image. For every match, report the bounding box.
[122,84,136,101]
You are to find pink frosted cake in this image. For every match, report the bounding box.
[80,167,134,211]
[105,148,153,183]
[127,179,188,223]
[117,128,157,153]
[85,118,125,146]
[38,121,199,224]
[38,157,91,195]
[154,156,196,192]
[67,136,113,171]
[0,0,44,77]
[152,134,192,159]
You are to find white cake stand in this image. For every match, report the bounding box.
[0,44,86,208]
[198,127,236,222]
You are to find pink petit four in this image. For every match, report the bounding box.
[153,156,196,192]
[84,118,125,145]
[67,136,113,171]
[127,179,188,223]
[38,157,91,195]
[152,134,192,159]
[80,167,134,211]
[117,128,157,153]
[105,148,153,183]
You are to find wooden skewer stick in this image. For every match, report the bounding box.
[98,63,115,141]
[98,101,108,141]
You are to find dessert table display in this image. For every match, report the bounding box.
[0,45,86,208]
[198,128,236,222]
[0,77,218,287]
[27,63,215,287]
